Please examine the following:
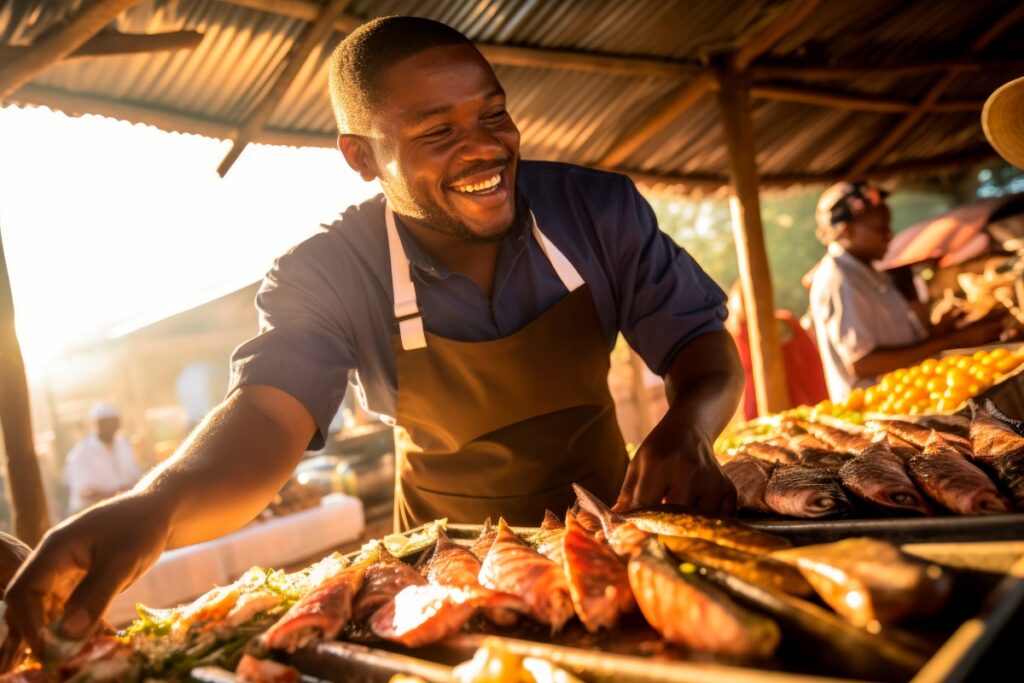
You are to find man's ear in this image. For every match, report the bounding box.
[337,134,380,182]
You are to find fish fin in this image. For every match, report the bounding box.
[572,484,617,529]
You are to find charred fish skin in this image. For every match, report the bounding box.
[907,432,1010,515]
[263,566,366,653]
[478,519,575,632]
[838,442,934,516]
[970,400,1024,464]
[738,442,799,465]
[763,464,855,520]
[722,456,776,514]
[659,536,813,597]
[628,542,780,657]
[867,419,972,455]
[621,507,791,554]
[796,420,876,454]
[561,510,635,633]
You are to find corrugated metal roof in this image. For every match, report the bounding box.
[2,0,1021,190]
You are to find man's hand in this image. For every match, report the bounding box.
[946,315,1008,349]
[4,493,172,655]
[613,421,737,515]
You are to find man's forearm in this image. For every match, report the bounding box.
[134,385,316,549]
[660,330,745,439]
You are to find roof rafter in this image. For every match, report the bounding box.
[0,30,204,62]
[751,57,1024,81]
[749,84,984,113]
[0,0,146,99]
[847,3,1024,177]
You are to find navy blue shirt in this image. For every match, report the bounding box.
[229,161,727,448]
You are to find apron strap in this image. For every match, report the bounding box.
[385,205,427,351]
[385,205,586,350]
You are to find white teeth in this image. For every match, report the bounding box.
[452,173,501,194]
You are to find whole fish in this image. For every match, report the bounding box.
[561,510,635,632]
[970,401,1024,508]
[736,441,798,465]
[530,510,566,565]
[659,536,813,597]
[764,464,854,519]
[573,485,650,558]
[795,420,876,454]
[867,419,972,455]
[722,455,776,514]
[628,542,780,657]
[352,545,427,624]
[478,519,575,632]
[838,442,934,516]
[469,518,498,560]
[263,565,367,652]
[907,432,1010,515]
[773,538,952,627]
[426,528,525,627]
[622,506,791,554]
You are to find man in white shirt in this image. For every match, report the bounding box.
[63,404,142,514]
[810,181,1006,402]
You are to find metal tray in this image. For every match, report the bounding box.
[192,524,1024,683]
[743,512,1024,545]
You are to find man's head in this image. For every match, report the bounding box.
[90,402,121,443]
[983,76,1024,170]
[329,16,520,242]
[815,181,892,261]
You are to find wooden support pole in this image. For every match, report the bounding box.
[751,58,1024,81]
[217,0,701,79]
[0,0,145,100]
[0,31,204,62]
[0,230,50,545]
[217,0,353,176]
[715,64,790,415]
[847,3,1024,178]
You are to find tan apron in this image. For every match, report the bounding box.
[385,205,628,531]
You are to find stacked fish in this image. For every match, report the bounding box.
[721,399,1024,519]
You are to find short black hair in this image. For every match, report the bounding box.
[328,16,476,134]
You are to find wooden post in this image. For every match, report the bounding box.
[0,230,50,545]
[0,0,145,100]
[714,62,789,415]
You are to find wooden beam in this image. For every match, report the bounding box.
[715,63,790,415]
[217,0,699,79]
[749,84,983,113]
[752,58,1024,81]
[0,0,145,100]
[599,0,821,169]
[0,230,50,545]
[217,0,353,176]
[0,30,204,62]
[848,3,1024,177]
[9,84,338,149]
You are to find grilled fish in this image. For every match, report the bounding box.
[722,455,776,514]
[561,510,635,632]
[236,654,300,683]
[624,506,791,554]
[352,545,427,624]
[907,432,1010,515]
[573,506,604,536]
[971,401,1024,508]
[797,449,849,474]
[426,528,525,627]
[867,419,972,455]
[795,420,876,454]
[773,538,952,627]
[263,565,367,652]
[530,510,566,564]
[629,542,780,657]
[884,435,921,462]
[659,535,812,597]
[737,441,799,465]
[369,584,515,648]
[763,464,854,519]
[573,485,650,557]
[470,518,498,560]
[838,442,934,515]
[478,519,575,632]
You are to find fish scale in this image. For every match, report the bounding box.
[907,432,1010,515]
[838,442,934,515]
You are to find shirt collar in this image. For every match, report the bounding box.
[828,242,887,280]
[389,192,533,280]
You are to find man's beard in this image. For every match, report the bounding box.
[416,198,514,243]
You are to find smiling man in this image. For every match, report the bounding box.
[6,16,742,651]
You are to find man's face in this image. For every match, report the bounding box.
[97,417,120,442]
[362,44,520,242]
[845,204,893,261]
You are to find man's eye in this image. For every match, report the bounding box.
[485,109,507,121]
[419,127,451,140]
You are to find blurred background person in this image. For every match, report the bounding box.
[63,403,142,514]
[725,281,828,420]
[810,182,1006,402]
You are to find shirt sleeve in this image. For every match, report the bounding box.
[608,176,728,375]
[823,276,879,368]
[228,240,358,450]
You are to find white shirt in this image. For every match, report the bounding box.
[810,243,927,402]
[64,434,142,513]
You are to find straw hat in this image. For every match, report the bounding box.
[982,76,1024,170]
